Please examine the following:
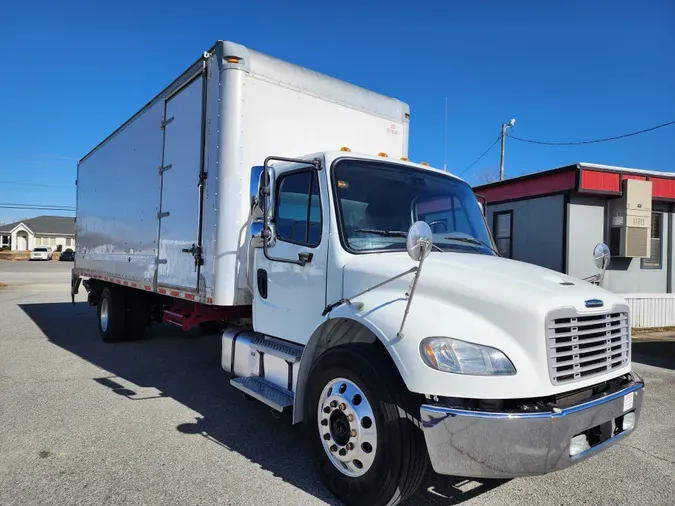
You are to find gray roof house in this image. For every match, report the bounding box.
[0,216,76,251]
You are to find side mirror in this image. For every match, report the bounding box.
[249,166,264,215]
[593,242,611,272]
[258,166,276,222]
[250,220,276,249]
[406,221,433,261]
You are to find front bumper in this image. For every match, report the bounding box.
[419,374,644,478]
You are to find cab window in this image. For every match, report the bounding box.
[275,171,322,246]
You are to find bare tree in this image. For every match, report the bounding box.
[478,166,502,184]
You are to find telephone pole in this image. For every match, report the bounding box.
[499,118,516,181]
[443,97,448,171]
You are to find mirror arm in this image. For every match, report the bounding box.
[397,239,430,338]
[322,266,418,316]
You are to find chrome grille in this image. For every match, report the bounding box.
[546,310,630,385]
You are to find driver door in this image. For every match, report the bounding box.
[253,166,329,344]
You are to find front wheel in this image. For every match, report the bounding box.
[303,344,428,506]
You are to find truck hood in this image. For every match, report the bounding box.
[342,251,626,316]
[337,251,631,399]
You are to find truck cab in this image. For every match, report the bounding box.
[224,149,644,506]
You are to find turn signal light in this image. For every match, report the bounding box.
[226,57,240,63]
[378,152,388,157]
[400,157,409,161]
[340,146,351,152]
[420,161,429,166]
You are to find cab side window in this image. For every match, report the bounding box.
[275,171,322,246]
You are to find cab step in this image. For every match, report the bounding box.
[251,336,303,363]
[230,376,294,412]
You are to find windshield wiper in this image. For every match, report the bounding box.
[444,235,500,256]
[355,228,407,237]
[356,228,443,252]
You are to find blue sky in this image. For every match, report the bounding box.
[0,0,673,225]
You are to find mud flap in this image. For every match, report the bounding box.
[71,271,81,306]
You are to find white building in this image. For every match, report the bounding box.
[0,216,76,252]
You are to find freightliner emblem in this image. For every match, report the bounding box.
[584,299,604,308]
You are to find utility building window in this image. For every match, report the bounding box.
[641,212,662,269]
[493,211,513,258]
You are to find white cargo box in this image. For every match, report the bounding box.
[75,40,410,306]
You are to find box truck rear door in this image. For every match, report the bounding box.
[156,75,205,291]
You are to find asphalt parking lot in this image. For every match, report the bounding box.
[1,260,674,505]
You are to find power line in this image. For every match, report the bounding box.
[0,203,75,212]
[0,179,72,188]
[507,119,675,146]
[459,136,501,177]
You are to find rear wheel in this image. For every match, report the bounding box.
[97,286,126,343]
[97,285,148,342]
[303,343,428,506]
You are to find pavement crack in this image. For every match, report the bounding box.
[620,442,675,465]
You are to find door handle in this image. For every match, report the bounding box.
[257,269,268,299]
[298,252,313,265]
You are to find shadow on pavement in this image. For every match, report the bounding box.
[632,340,675,371]
[19,301,505,505]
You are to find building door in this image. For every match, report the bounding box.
[16,231,28,251]
[156,75,206,291]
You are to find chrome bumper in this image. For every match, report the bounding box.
[419,375,644,478]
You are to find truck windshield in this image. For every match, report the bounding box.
[332,159,496,255]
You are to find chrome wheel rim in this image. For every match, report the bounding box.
[317,377,378,477]
[100,297,109,332]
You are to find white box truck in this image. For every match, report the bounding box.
[72,40,644,506]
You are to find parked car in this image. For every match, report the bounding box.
[30,247,53,261]
[59,249,75,261]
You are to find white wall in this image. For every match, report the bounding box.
[624,294,675,328]
[567,194,668,293]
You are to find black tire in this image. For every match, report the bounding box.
[125,289,149,341]
[303,343,428,506]
[97,286,127,343]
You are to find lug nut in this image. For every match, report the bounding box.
[347,414,354,422]
[339,448,347,456]
[330,445,337,453]
[323,407,330,414]
[346,443,354,451]
[323,433,331,441]
[330,400,338,408]
[350,429,357,438]
[321,419,328,426]
[339,403,347,411]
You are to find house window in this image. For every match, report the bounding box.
[275,170,322,246]
[641,212,662,269]
[493,211,513,258]
[66,238,72,247]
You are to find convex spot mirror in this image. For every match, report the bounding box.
[406,221,434,261]
[593,242,611,271]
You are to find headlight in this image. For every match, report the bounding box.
[419,337,516,376]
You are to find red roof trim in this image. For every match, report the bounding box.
[579,170,620,193]
[652,178,675,199]
[478,169,577,204]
